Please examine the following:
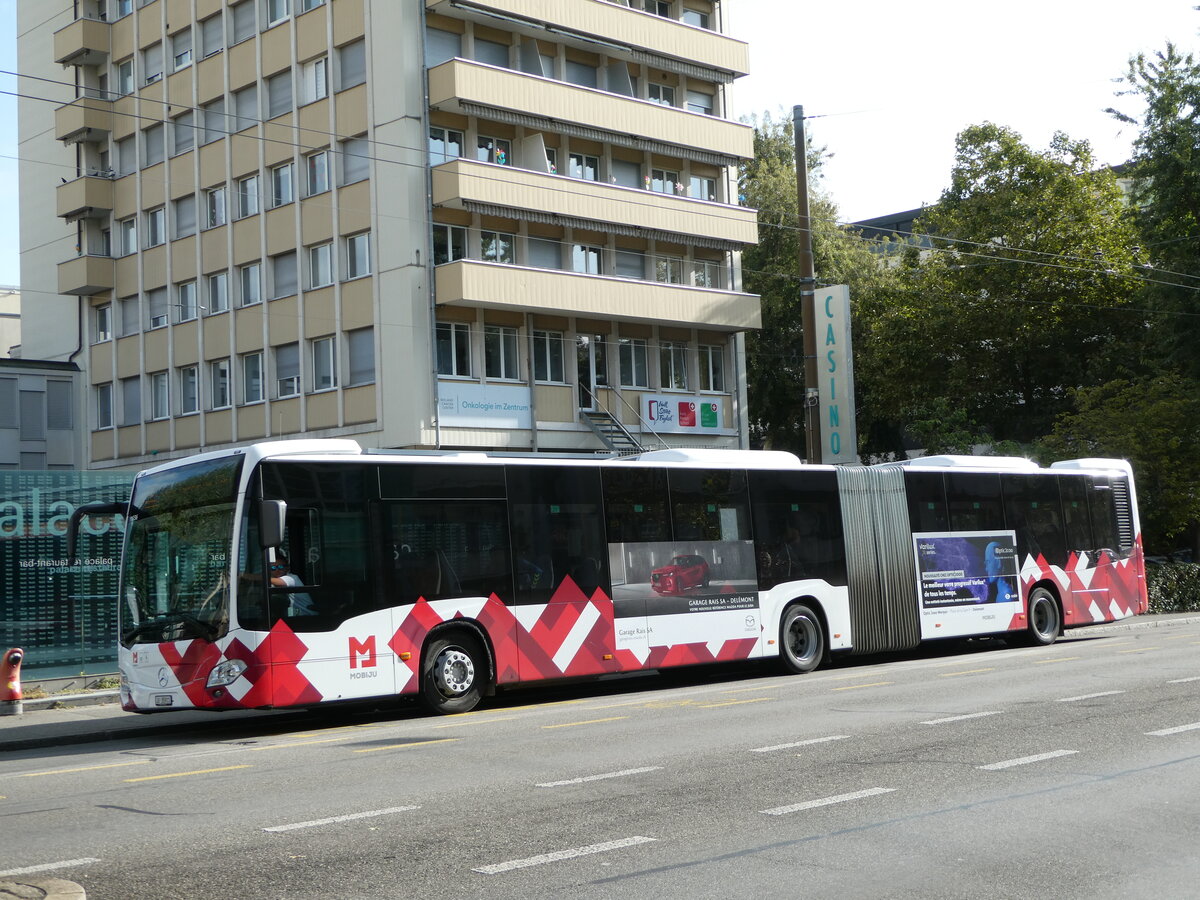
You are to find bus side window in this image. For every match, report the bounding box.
[1001,474,1065,562]
[1088,477,1120,555]
[904,471,948,533]
[1059,474,1093,553]
[946,473,1004,532]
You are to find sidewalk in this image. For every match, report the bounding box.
[3,612,1198,756]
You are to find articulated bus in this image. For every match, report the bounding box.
[69,441,1146,715]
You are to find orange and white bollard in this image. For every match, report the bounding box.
[1,648,24,716]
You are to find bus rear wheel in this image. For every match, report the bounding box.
[779,603,824,674]
[1024,588,1061,646]
[421,631,487,714]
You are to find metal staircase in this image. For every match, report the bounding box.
[581,409,647,455]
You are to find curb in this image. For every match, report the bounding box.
[20,691,119,712]
[0,877,86,899]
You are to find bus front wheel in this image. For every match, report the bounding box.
[779,603,824,674]
[421,631,487,714]
[1024,588,1061,646]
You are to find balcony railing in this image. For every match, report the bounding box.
[53,16,111,67]
[57,175,115,221]
[58,254,115,296]
[54,95,114,144]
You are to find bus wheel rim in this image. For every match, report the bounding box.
[788,617,815,663]
[435,648,474,695]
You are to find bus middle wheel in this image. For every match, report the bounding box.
[421,631,487,714]
[779,603,824,674]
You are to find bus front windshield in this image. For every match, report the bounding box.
[120,455,244,648]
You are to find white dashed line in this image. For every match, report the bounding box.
[921,711,1003,725]
[978,750,1078,770]
[1146,722,1200,737]
[263,805,420,832]
[761,787,896,816]
[1056,691,1125,702]
[748,735,850,753]
[537,766,663,787]
[0,858,100,878]
[1167,677,1200,684]
[474,836,657,875]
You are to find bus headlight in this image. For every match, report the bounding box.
[206,659,248,687]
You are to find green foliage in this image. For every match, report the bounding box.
[1147,563,1200,613]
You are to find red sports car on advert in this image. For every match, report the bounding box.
[650,554,710,595]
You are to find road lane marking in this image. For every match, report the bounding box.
[1056,691,1125,702]
[1168,677,1200,684]
[435,716,521,729]
[0,858,100,878]
[1146,722,1200,737]
[542,716,628,729]
[719,684,787,695]
[1118,647,1158,654]
[264,805,420,832]
[921,711,1003,725]
[698,697,774,708]
[832,682,893,692]
[828,670,892,681]
[761,787,895,816]
[124,765,251,782]
[1033,656,1080,665]
[474,836,656,875]
[537,766,663,788]
[939,668,995,677]
[978,750,1078,770]
[20,760,151,777]
[749,735,850,753]
[352,738,460,754]
[251,736,364,751]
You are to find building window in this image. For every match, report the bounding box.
[481,231,515,264]
[265,0,290,27]
[205,185,227,228]
[171,28,193,71]
[689,175,717,202]
[681,9,710,28]
[233,85,257,131]
[659,341,688,390]
[207,272,228,313]
[568,152,599,182]
[271,252,298,298]
[120,375,141,426]
[115,0,133,18]
[142,42,163,85]
[572,244,602,275]
[337,39,366,92]
[532,330,565,383]
[686,89,714,116]
[275,343,300,397]
[650,168,679,194]
[655,255,683,284]
[200,14,224,58]
[96,383,113,429]
[143,124,164,167]
[484,325,518,380]
[118,218,136,255]
[429,126,463,166]
[150,371,169,420]
[147,287,168,329]
[115,58,134,96]
[619,337,649,387]
[564,60,597,88]
[312,337,336,390]
[340,136,370,184]
[93,304,112,342]
[239,263,261,306]
[345,232,370,280]
[698,344,725,392]
[210,360,231,409]
[119,296,139,337]
[172,195,196,239]
[308,243,333,288]
[270,162,294,206]
[645,1,671,17]
[528,237,560,269]
[432,224,466,264]
[305,150,329,195]
[201,98,226,144]
[236,174,260,217]
[614,249,645,279]
[241,352,263,403]
[648,83,675,106]
[116,136,136,175]
[179,365,199,414]
[300,0,325,12]
[230,0,256,44]
[476,136,510,166]
[693,258,723,289]
[266,71,292,118]
[176,281,198,321]
[300,57,327,104]
[346,327,374,385]
[474,37,509,68]
[436,322,471,377]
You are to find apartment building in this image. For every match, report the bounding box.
[20,0,758,468]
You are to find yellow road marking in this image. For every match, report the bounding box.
[832,682,894,692]
[719,684,786,695]
[352,738,460,754]
[828,670,891,681]
[250,736,362,751]
[435,716,520,729]
[699,697,774,708]
[1118,647,1158,654]
[939,668,995,678]
[125,765,251,783]
[1034,656,1080,665]
[542,716,628,729]
[21,761,151,778]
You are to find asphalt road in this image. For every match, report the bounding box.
[3,622,1200,899]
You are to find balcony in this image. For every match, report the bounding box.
[57,175,115,221]
[428,59,753,165]
[58,254,115,296]
[424,0,749,80]
[54,95,114,144]
[433,158,757,247]
[436,259,760,330]
[54,17,111,67]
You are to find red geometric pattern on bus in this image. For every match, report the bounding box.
[156,639,224,709]
[643,637,760,669]
[1013,535,1148,631]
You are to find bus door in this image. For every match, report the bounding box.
[1058,474,1110,621]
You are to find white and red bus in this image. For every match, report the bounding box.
[69,441,1147,714]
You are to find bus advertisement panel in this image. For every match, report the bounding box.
[914,531,1021,639]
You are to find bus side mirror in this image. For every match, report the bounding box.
[259,500,287,549]
[67,500,127,565]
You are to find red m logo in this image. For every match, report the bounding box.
[349,635,377,669]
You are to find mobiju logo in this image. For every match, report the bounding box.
[0,490,121,538]
[348,635,377,670]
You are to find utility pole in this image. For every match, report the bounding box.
[793,105,821,464]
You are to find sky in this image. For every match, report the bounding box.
[0,0,1196,285]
